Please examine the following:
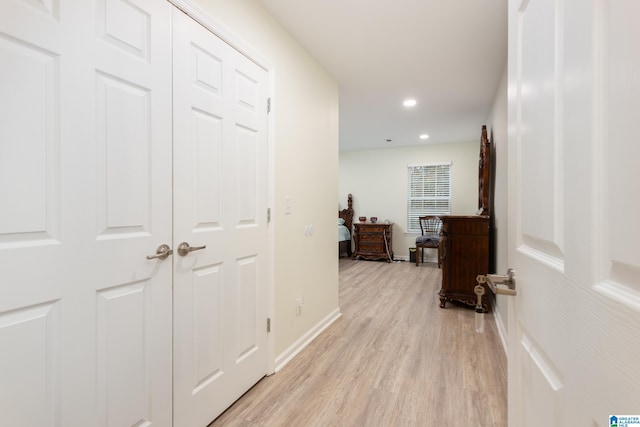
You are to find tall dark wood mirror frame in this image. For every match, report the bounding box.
[477,125,491,216]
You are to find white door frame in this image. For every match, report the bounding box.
[168,0,276,374]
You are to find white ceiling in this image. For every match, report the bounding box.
[255,0,508,152]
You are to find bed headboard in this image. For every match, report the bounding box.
[339,193,354,231]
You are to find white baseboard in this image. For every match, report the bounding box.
[274,307,342,372]
[492,305,508,356]
[391,255,438,263]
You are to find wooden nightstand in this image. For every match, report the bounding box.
[352,222,393,262]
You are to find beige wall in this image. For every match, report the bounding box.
[487,65,509,338]
[191,0,340,360]
[339,142,479,261]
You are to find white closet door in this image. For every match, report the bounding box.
[172,8,270,426]
[0,0,173,425]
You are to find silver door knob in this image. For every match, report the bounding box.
[177,242,207,257]
[146,244,173,260]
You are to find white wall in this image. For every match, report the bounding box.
[339,142,479,260]
[486,65,509,340]
[191,0,340,361]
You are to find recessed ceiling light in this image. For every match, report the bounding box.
[403,99,417,107]
[420,134,429,140]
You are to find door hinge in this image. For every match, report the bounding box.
[267,208,271,223]
[267,318,271,333]
[267,97,271,114]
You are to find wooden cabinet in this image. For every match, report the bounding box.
[438,215,491,311]
[352,223,393,262]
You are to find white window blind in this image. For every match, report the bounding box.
[407,163,451,232]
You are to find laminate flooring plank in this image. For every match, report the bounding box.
[209,259,507,426]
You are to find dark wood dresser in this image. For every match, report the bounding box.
[352,222,393,262]
[438,215,491,311]
[436,125,494,312]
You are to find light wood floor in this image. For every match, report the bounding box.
[209,259,507,426]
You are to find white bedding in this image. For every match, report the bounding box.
[338,225,350,241]
[338,218,350,241]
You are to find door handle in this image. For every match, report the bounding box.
[146,244,173,260]
[476,268,517,296]
[177,242,207,257]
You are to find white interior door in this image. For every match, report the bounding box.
[172,9,270,426]
[0,0,173,425]
[90,1,174,425]
[507,0,640,425]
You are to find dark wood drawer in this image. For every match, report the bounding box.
[360,242,384,252]
[359,233,384,243]
[360,226,386,234]
[440,215,489,235]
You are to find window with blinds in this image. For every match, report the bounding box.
[407,163,451,232]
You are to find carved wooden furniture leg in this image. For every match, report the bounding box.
[439,292,447,308]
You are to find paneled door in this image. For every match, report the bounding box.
[172,9,270,426]
[0,0,173,425]
[507,0,640,424]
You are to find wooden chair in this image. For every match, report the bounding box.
[415,216,442,266]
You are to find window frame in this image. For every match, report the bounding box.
[407,162,452,233]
